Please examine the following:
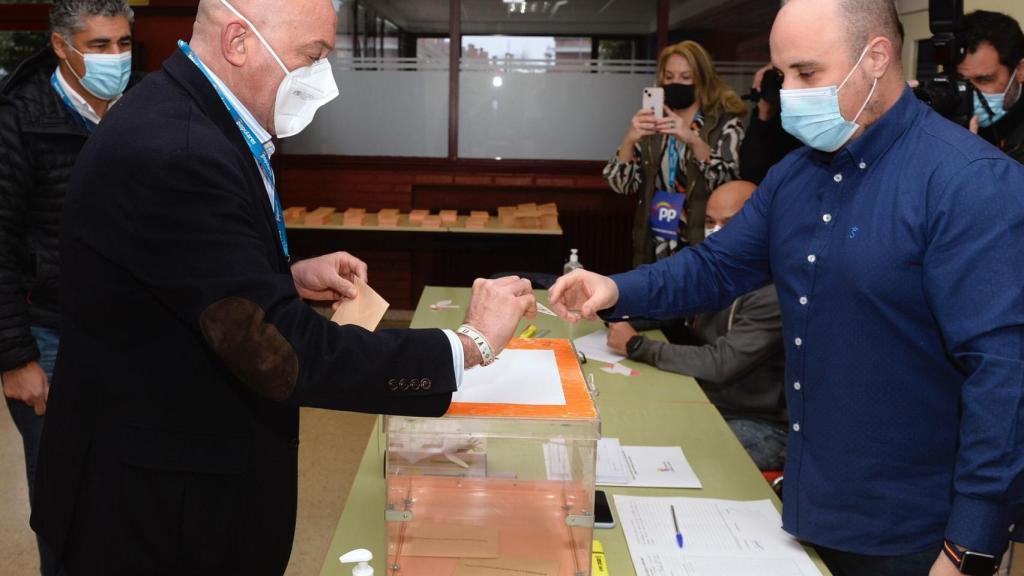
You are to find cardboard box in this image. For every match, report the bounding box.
[409,209,430,223]
[465,217,488,230]
[304,207,337,226]
[439,210,458,223]
[283,207,306,224]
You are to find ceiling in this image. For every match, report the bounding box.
[344,0,781,36]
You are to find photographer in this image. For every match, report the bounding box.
[603,40,747,266]
[739,64,802,184]
[957,10,1024,162]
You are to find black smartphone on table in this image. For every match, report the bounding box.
[595,490,615,529]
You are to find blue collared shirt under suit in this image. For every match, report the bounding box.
[607,88,1024,556]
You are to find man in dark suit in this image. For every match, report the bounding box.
[30,0,535,573]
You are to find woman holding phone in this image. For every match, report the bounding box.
[604,40,747,265]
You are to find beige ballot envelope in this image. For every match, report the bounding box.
[330,277,389,331]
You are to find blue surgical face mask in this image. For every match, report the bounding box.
[973,75,1019,128]
[63,39,132,101]
[780,45,878,152]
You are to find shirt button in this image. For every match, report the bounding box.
[799,296,808,306]
[833,173,843,183]
[822,214,832,223]
[859,161,867,170]
[792,423,801,432]
[794,381,802,391]
[795,337,803,347]
[807,254,817,263]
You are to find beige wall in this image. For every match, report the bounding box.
[898,0,1024,79]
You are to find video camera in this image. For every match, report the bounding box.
[913,0,975,125]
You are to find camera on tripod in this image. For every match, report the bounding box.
[913,0,974,125]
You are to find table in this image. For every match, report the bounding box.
[317,286,830,575]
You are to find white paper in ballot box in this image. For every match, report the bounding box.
[452,349,567,406]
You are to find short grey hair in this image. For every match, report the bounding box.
[838,0,904,63]
[50,0,135,38]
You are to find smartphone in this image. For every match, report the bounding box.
[595,490,615,529]
[642,87,664,119]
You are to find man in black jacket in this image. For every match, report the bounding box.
[0,2,136,574]
[607,180,787,471]
[957,10,1024,163]
[30,0,535,573]
[739,65,802,184]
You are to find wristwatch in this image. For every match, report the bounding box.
[942,540,999,575]
[625,335,645,358]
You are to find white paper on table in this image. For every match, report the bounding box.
[543,440,571,481]
[572,329,627,365]
[613,495,823,576]
[453,349,566,406]
[598,445,701,488]
[596,438,631,484]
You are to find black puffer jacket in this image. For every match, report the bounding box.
[0,48,139,372]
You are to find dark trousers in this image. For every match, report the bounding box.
[5,326,61,576]
[816,545,939,576]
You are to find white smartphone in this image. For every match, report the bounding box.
[642,87,664,119]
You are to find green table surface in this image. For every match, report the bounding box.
[319,286,830,575]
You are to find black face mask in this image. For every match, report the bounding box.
[664,83,696,110]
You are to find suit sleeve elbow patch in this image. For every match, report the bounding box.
[199,297,299,401]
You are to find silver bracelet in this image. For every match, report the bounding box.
[457,324,496,367]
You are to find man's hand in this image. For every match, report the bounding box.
[928,551,962,576]
[607,322,638,355]
[549,269,620,322]
[2,361,49,416]
[291,252,368,306]
[461,276,537,367]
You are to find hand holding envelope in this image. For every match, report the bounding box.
[331,276,390,331]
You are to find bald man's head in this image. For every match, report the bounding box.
[706,180,757,233]
[771,0,905,149]
[775,0,902,65]
[190,0,337,134]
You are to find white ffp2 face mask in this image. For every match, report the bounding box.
[220,0,339,138]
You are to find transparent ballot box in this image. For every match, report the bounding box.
[384,339,599,576]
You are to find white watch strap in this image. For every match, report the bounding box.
[457,324,496,367]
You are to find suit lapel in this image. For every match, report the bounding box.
[162,50,288,268]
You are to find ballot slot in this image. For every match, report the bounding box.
[384,339,599,576]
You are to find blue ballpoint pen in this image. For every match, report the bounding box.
[671,505,684,549]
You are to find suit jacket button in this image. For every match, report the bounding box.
[388,379,398,391]
[421,378,432,391]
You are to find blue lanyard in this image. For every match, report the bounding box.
[667,136,681,191]
[50,72,96,134]
[177,40,290,261]
[665,110,704,193]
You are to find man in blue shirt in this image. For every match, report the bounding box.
[551,0,1024,574]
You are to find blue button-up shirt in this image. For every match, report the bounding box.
[608,88,1024,556]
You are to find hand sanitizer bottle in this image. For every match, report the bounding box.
[563,248,583,275]
[339,549,373,576]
